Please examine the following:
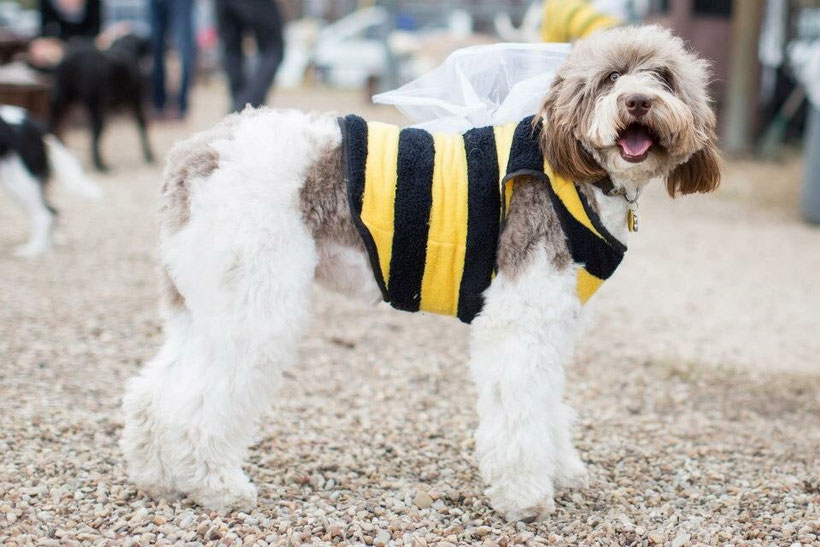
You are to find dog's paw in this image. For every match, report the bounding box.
[485,479,556,522]
[554,452,589,490]
[191,471,258,513]
[13,242,49,258]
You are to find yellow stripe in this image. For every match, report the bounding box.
[543,0,567,42]
[493,122,518,215]
[543,159,605,239]
[580,16,618,37]
[543,0,585,42]
[568,4,596,37]
[572,6,605,37]
[361,122,400,283]
[576,268,605,303]
[542,158,610,302]
[419,132,469,316]
[542,0,620,42]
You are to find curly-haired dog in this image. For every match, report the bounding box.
[121,25,721,521]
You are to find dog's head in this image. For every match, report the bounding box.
[538,25,722,196]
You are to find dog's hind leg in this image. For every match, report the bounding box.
[121,139,318,510]
[468,248,584,521]
[86,101,108,171]
[0,155,55,257]
[130,94,154,164]
[48,90,69,138]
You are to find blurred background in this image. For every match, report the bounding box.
[0,1,817,171]
[0,1,819,544]
[0,1,818,147]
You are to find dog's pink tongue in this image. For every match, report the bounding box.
[618,125,653,157]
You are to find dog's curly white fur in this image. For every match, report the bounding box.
[121,25,721,520]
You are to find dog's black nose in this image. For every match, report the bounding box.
[625,94,652,118]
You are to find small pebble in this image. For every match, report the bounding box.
[413,491,434,509]
[671,533,690,547]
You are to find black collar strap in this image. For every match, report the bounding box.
[592,176,621,196]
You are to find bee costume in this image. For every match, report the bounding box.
[339,114,627,324]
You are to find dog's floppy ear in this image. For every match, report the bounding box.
[538,76,606,183]
[666,132,723,197]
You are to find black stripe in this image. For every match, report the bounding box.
[458,126,500,323]
[387,127,435,312]
[546,177,625,280]
[576,187,628,254]
[498,116,545,223]
[505,115,543,175]
[340,115,389,301]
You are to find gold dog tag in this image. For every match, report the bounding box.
[627,205,638,232]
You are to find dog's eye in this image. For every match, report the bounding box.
[656,68,675,90]
[608,71,621,82]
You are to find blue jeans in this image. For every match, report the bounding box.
[216,0,284,111]
[150,0,196,115]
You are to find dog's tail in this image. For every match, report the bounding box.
[44,135,103,199]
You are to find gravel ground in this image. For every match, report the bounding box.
[1,84,818,546]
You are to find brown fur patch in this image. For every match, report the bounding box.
[666,126,723,197]
[159,146,219,233]
[161,267,185,310]
[537,77,607,183]
[158,112,249,235]
[299,142,361,249]
[496,176,571,279]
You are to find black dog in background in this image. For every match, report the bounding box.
[50,34,154,171]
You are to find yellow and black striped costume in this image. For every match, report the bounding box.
[339,114,626,324]
[541,0,620,43]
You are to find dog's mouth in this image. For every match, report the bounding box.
[617,123,657,163]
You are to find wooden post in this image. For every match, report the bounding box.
[723,0,763,152]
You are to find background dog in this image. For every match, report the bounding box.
[50,34,154,172]
[0,105,101,257]
[121,25,721,521]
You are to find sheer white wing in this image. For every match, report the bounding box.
[373,42,570,133]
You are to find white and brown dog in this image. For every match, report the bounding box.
[121,25,721,521]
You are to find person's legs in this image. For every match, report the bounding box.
[150,0,169,112]
[215,0,246,110]
[170,0,196,117]
[235,0,284,109]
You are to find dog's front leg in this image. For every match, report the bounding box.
[469,248,586,521]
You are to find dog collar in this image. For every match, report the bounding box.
[593,177,640,232]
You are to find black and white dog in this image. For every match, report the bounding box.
[50,34,154,171]
[0,105,100,257]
